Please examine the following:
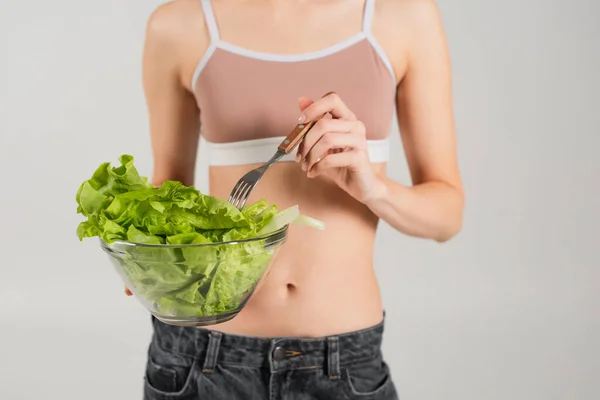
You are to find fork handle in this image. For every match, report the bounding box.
[278,92,337,154]
[278,113,326,154]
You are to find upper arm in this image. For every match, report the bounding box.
[395,0,463,193]
[142,3,202,186]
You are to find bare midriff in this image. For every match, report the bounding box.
[200,162,387,337]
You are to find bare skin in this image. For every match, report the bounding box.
[130,0,464,337]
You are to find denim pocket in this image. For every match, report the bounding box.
[146,357,178,393]
[342,357,396,399]
[144,341,199,399]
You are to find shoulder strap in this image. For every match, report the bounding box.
[201,0,220,42]
[362,0,375,34]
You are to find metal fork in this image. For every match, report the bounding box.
[228,112,326,209]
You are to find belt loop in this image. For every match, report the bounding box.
[327,336,340,380]
[202,331,222,373]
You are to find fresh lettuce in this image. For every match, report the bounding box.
[76,155,323,319]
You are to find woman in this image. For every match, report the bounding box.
[135,0,464,399]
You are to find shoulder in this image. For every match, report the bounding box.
[144,0,212,89]
[373,0,444,29]
[372,0,448,81]
[145,0,210,53]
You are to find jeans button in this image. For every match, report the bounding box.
[273,346,285,361]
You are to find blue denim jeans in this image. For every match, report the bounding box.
[144,316,398,400]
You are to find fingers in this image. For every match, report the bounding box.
[301,132,361,172]
[298,92,356,122]
[297,96,314,112]
[297,118,355,161]
[295,93,365,170]
[295,97,316,161]
[308,151,358,178]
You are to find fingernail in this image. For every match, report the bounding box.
[298,114,307,123]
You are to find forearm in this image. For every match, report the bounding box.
[366,176,464,242]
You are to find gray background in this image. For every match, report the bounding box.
[0,0,598,399]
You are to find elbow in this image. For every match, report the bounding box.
[434,203,464,243]
[152,170,195,187]
[434,219,462,243]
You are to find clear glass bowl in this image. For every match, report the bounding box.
[100,226,288,326]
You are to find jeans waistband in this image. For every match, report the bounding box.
[151,317,386,377]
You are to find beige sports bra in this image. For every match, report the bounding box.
[192,0,397,166]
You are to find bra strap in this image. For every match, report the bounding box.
[200,0,220,43]
[362,0,375,34]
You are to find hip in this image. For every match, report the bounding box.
[144,315,398,400]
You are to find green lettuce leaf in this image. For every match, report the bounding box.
[77,154,323,319]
